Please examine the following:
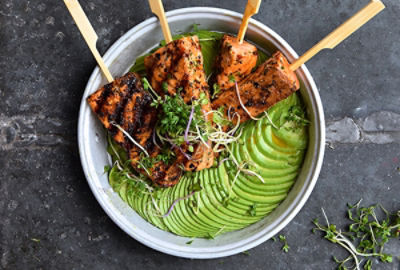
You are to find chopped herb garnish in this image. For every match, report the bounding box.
[186,240,194,245]
[228,74,236,83]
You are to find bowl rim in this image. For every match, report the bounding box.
[78,6,325,259]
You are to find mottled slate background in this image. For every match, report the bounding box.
[0,0,399,269]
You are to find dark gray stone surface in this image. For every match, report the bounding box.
[1,0,399,269]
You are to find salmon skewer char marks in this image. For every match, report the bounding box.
[87,72,183,187]
[214,35,258,91]
[144,36,214,171]
[212,51,300,123]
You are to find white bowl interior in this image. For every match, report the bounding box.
[78,7,325,259]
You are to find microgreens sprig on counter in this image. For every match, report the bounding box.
[313,201,400,270]
[279,235,290,253]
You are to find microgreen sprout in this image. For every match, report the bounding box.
[264,111,279,129]
[283,105,309,131]
[313,201,400,270]
[235,82,263,121]
[212,83,221,99]
[241,250,250,256]
[279,235,290,253]
[110,122,149,157]
[142,77,160,99]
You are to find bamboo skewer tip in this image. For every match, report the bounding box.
[64,0,113,82]
[148,0,173,44]
[237,0,262,44]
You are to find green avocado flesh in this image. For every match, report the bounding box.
[108,30,308,238]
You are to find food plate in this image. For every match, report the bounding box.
[78,7,325,259]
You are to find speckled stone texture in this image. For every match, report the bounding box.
[1,0,399,269]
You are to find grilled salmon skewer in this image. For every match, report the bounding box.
[213,0,385,123]
[144,36,214,172]
[213,35,258,92]
[87,72,183,187]
[212,51,299,124]
[211,0,261,95]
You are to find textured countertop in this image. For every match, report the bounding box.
[1,0,399,269]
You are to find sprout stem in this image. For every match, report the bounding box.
[111,122,149,157]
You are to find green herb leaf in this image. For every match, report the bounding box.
[186,240,194,245]
[241,250,250,256]
[279,234,290,253]
[248,204,257,217]
[212,83,221,99]
[104,165,111,174]
[162,82,169,93]
[191,183,202,192]
[228,74,236,83]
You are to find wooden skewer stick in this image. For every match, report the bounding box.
[237,0,262,44]
[64,0,113,83]
[148,0,173,44]
[290,0,385,71]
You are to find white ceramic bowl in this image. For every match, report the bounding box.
[78,7,325,259]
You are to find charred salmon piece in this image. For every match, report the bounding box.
[214,35,258,91]
[145,36,215,172]
[144,36,209,101]
[87,72,185,187]
[184,141,214,171]
[212,51,300,124]
[87,72,154,149]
